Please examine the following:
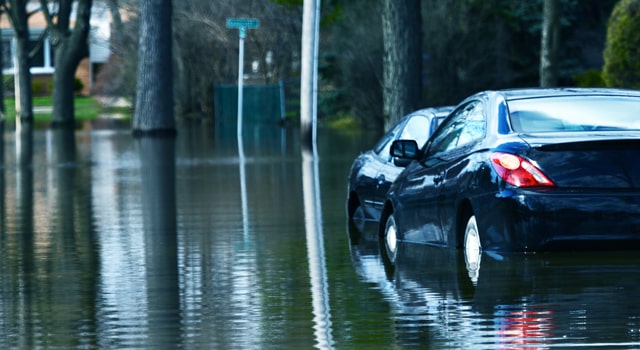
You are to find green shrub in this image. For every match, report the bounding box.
[74,77,84,94]
[32,81,47,96]
[603,0,640,88]
[45,78,85,95]
[573,70,606,87]
[3,75,14,93]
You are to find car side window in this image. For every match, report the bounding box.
[400,115,431,148]
[457,103,485,146]
[426,101,485,157]
[373,121,404,159]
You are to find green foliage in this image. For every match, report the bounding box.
[3,75,14,93]
[2,96,125,121]
[32,81,47,96]
[573,70,606,87]
[74,77,84,94]
[325,114,359,129]
[603,0,640,88]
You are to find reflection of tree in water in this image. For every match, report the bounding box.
[137,136,181,347]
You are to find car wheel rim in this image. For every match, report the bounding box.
[384,215,398,263]
[464,216,481,285]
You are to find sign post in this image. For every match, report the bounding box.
[226,18,260,140]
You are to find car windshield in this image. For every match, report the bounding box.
[508,96,640,133]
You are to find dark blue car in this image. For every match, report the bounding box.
[347,106,453,222]
[381,88,640,263]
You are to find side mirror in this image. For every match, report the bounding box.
[390,139,419,166]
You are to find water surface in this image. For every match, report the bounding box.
[0,122,638,349]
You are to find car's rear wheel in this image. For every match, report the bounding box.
[382,214,399,264]
[463,215,482,285]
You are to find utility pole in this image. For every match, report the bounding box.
[300,0,320,151]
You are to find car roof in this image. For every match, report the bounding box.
[494,87,640,101]
[408,105,454,117]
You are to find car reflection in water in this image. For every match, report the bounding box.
[347,221,640,349]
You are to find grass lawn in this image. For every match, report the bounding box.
[3,96,132,121]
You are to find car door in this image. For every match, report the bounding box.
[432,102,486,246]
[356,126,401,216]
[373,114,434,209]
[396,102,484,246]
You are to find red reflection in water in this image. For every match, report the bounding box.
[497,309,554,349]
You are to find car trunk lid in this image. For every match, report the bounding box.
[519,133,640,189]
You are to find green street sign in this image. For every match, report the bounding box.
[226,18,260,29]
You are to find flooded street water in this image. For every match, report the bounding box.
[1,122,639,349]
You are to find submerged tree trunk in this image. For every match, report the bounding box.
[540,0,560,87]
[14,32,33,128]
[51,57,77,127]
[44,0,93,129]
[133,0,175,136]
[382,0,421,131]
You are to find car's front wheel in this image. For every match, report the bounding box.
[382,214,399,264]
[463,215,482,285]
[347,193,362,220]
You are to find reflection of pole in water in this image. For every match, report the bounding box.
[302,148,334,349]
[235,124,262,347]
[238,135,249,241]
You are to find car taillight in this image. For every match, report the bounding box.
[490,152,555,187]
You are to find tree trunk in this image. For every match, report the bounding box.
[51,55,77,128]
[6,0,34,128]
[172,34,190,116]
[106,0,125,54]
[0,34,5,122]
[14,32,33,127]
[133,0,175,136]
[49,0,92,129]
[540,0,560,87]
[382,0,421,131]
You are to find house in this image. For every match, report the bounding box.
[0,1,111,96]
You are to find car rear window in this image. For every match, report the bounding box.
[508,96,640,133]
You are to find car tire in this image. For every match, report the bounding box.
[382,214,399,264]
[463,215,482,285]
[347,194,361,219]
